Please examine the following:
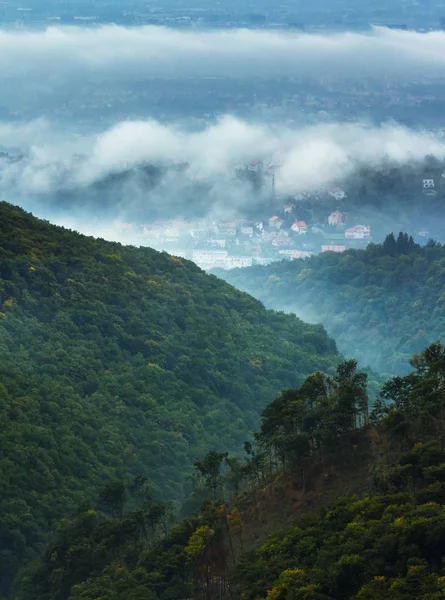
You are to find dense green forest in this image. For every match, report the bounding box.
[0,202,340,596]
[17,342,445,600]
[217,233,445,375]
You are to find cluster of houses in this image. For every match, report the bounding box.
[107,158,445,270]
[117,193,373,270]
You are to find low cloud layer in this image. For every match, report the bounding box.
[1,25,445,80]
[1,24,444,243]
[2,116,445,228]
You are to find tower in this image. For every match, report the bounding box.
[271,172,276,206]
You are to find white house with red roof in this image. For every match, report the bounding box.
[344,225,371,240]
[269,216,284,229]
[291,220,308,234]
[328,210,346,226]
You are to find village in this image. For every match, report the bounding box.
[114,164,445,271]
[118,185,375,270]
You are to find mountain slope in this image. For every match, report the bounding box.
[217,234,445,375]
[0,202,338,595]
[19,343,445,600]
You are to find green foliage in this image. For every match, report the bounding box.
[378,341,445,443]
[233,343,445,600]
[234,449,445,600]
[0,202,339,595]
[256,360,368,476]
[194,451,229,499]
[218,234,445,374]
[18,494,230,600]
[16,343,445,600]
[184,525,215,562]
[15,479,178,600]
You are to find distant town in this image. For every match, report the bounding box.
[114,202,374,271]
[107,156,445,270]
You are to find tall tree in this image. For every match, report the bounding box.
[194,451,229,499]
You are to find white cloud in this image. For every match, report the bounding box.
[1,25,445,80]
[1,24,444,239]
[2,116,445,218]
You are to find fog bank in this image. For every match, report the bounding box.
[1,25,445,80]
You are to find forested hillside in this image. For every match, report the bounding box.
[217,233,445,375]
[18,343,445,600]
[0,202,339,596]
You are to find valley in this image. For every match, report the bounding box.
[3,12,445,600]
